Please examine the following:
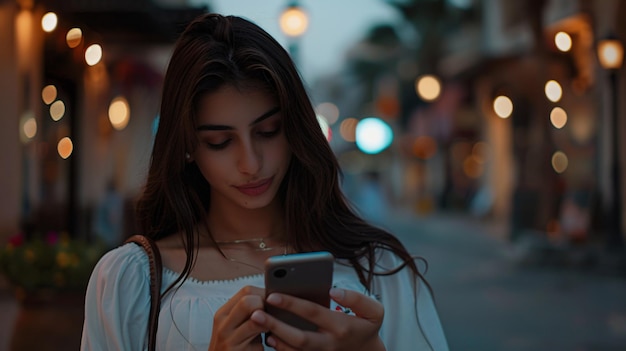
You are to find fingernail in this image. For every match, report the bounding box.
[329,288,344,300]
[266,293,282,305]
[265,335,276,347]
[250,310,266,324]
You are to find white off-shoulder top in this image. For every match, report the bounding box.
[81,243,448,351]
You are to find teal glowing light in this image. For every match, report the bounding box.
[355,117,393,154]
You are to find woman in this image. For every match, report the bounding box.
[81,13,448,351]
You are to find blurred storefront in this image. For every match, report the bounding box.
[319,0,626,262]
[385,0,626,256]
[0,0,206,248]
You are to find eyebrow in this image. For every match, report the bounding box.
[196,107,281,131]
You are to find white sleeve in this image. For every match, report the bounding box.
[373,250,449,351]
[81,243,152,351]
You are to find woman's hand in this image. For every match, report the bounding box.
[208,285,267,351]
[250,288,386,351]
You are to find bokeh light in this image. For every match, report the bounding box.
[41,12,58,32]
[85,44,103,66]
[412,136,437,160]
[551,151,568,173]
[108,96,130,130]
[50,100,66,121]
[355,117,393,154]
[463,155,484,178]
[41,85,57,105]
[20,112,37,143]
[66,28,83,48]
[279,7,309,37]
[597,39,624,69]
[545,80,562,102]
[340,118,358,142]
[415,75,441,101]
[57,137,73,159]
[555,31,572,52]
[550,107,568,129]
[493,95,513,118]
[316,102,340,125]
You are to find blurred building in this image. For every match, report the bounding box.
[0,0,207,246]
[392,0,625,252]
[319,0,625,257]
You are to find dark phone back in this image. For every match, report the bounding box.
[264,251,334,330]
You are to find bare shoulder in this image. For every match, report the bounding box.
[155,234,184,249]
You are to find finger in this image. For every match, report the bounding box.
[329,288,384,323]
[215,285,264,318]
[264,333,304,351]
[227,319,267,347]
[251,309,324,350]
[213,286,266,339]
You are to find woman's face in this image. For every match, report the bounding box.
[192,84,291,210]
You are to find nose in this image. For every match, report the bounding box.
[237,140,261,175]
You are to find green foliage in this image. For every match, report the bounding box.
[0,232,107,293]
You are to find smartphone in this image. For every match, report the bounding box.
[264,251,334,331]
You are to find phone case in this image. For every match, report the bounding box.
[264,251,334,331]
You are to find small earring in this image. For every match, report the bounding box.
[185,153,191,160]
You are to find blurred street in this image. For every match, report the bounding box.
[1,185,625,351]
[349,180,626,351]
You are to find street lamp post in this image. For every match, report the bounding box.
[279,0,308,65]
[597,34,625,250]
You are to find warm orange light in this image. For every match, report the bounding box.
[555,32,572,52]
[550,107,567,129]
[597,38,624,70]
[41,12,57,32]
[42,85,57,105]
[545,80,562,102]
[412,136,437,160]
[85,44,103,66]
[339,118,358,142]
[57,137,73,159]
[20,112,37,143]
[279,6,308,37]
[493,95,513,118]
[108,96,130,130]
[415,75,441,101]
[50,100,66,121]
[66,28,83,48]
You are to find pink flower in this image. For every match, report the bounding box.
[45,231,59,245]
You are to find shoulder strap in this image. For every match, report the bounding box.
[125,235,163,351]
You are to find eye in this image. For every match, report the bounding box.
[258,129,279,138]
[257,124,282,138]
[205,139,231,150]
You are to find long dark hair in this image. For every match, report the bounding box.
[135,13,426,292]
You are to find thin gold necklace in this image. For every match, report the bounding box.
[214,237,274,251]
[218,243,289,272]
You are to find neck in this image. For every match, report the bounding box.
[207,198,285,243]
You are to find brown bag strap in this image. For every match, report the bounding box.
[125,235,162,351]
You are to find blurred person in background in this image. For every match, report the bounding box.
[81,13,448,351]
[92,179,124,248]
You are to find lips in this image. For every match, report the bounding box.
[235,177,273,196]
